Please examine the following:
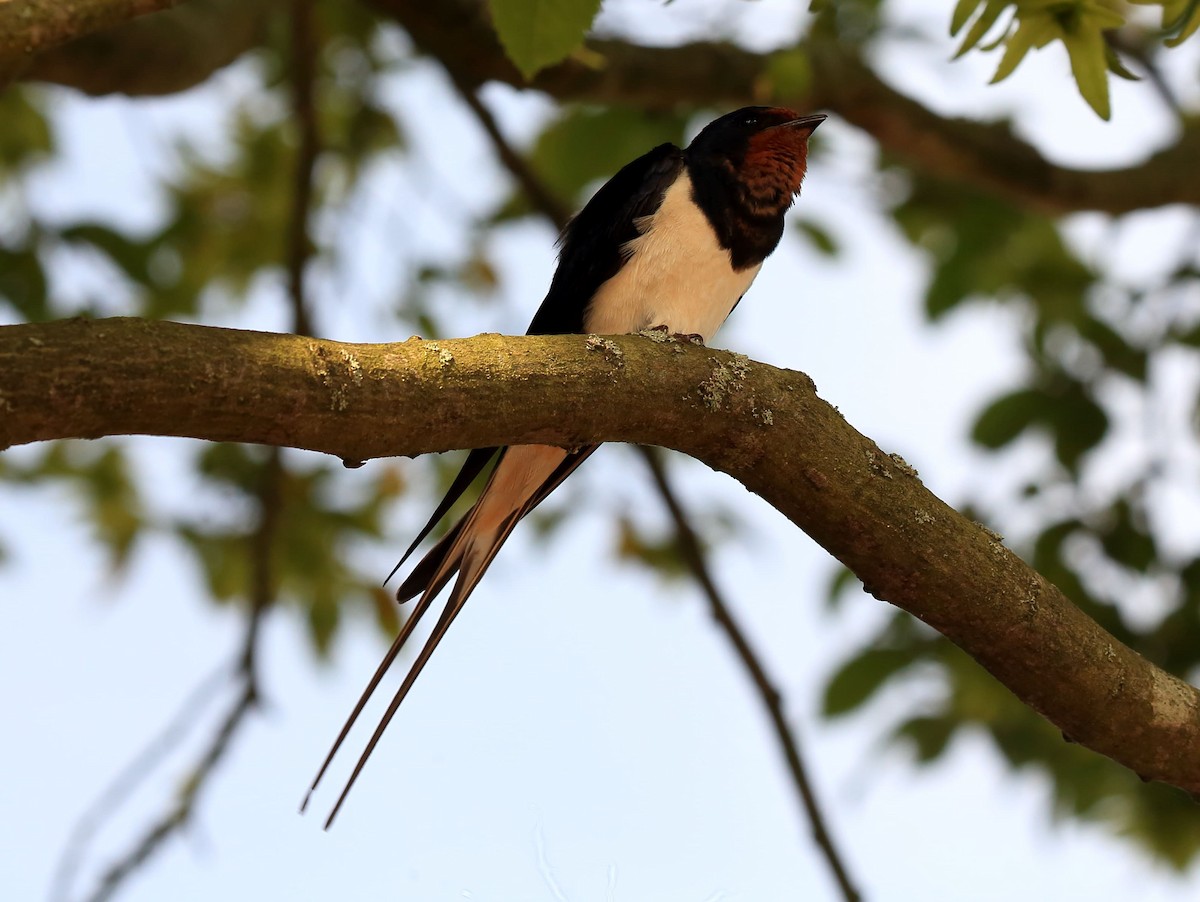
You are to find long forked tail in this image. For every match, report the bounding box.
[303,444,595,827]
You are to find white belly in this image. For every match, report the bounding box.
[582,172,761,342]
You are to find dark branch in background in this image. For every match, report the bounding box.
[451,75,574,229]
[68,6,320,899]
[48,665,231,902]
[366,0,1200,216]
[0,0,182,58]
[450,81,862,901]
[81,553,270,902]
[10,0,274,96]
[639,449,862,902]
[285,0,318,338]
[10,0,1200,210]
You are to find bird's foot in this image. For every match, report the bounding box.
[639,325,705,346]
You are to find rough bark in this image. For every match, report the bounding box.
[3,316,1200,795]
[2,0,274,95]
[0,0,180,57]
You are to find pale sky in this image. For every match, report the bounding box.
[3,1,1199,900]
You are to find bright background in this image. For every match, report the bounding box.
[3,1,1199,899]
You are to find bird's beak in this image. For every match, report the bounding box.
[775,113,827,132]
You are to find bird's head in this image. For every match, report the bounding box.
[687,107,826,214]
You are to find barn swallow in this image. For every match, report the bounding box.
[304,106,825,826]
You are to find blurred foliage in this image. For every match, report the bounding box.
[175,444,405,654]
[0,0,413,652]
[826,129,1200,863]
[494,104,689,220]
[488,0,604,80]
[3,442,144,572]
[950,0,1200,118]
[3,0,1200,873]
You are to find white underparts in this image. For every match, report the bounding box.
[583,171,762,342]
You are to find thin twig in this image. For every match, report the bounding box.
[67,5,321,899]
[452,77,574,230]
[286,0,319,338]
[451,82,863,902]
[78,448,282,902]
[639,447,862,902]
[48,664,231,902]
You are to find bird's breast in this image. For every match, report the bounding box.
[582,172,761,341]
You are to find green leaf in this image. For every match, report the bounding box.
[0,241,48,321]
[1104,43,1141,81]
[1078,317,1146,381]
[0,86,53,176]
[895,715,957,762]
[971,389,1045,449]
[1060,16,1111,119]
[990,12,1058,83]
[953,0,1012,58]
[489,0,604,80]
[7,443,144,571]
[1165,0,1200,46]
[1099,500,1157,573]
[60,223,156,288]
[614,516,688,582]
[950,0,984,35]
[824,564,861,610]
[1050,383,1108,470]
[822,647,917,717]
[507,105,688,213]
[793,218,839,257]
[765,48,813,100]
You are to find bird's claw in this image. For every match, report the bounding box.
[639,325,705,346]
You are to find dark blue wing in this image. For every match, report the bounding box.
[526,143,684,336]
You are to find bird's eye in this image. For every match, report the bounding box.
[743,116,758,126]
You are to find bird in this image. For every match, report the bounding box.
[303,105,826,827]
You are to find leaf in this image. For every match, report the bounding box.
[1099,500,1157,573]
[950,0,983,35]
[1078,317,1146,380]
[1104,43,1141,81]
[793,218,839,257]
[614,516,688,582]
[489,0,604,80]
[822,647,917,717]
[824,564,860,610]
[990,11,1059,83]
[971,388,1045,449]
[1165,0,1200,46]
[765,48,813,100]
[1060,15,1112,119]
[1050,382,1108,471]
[953,0,1013,58]
[0,241,48,321]
[0,86,53,176]
[895,715,957,762]
[504,105,688,214]
[8,443,144,572]
[60,223,156,287]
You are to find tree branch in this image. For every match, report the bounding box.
[639,446,862,902]
[451,82,861,900]
[367,0,1200,215]
[0,0,181,58]
[8,0,274,96]
[11,0,1197,210]
[4,317,1200,797]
